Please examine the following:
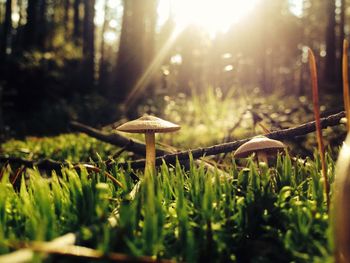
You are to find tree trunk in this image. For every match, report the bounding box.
[114,0,143,103]
[82,0,95,88]
[0,3,3,23]
[324,0,337,85]
[113,0,157,116]
[17,0,24,25]
[23,0,38,49]
[0,0,11,140]
[64,0,70,39]
[37,0,47,49]
[73,0,81,43]
[1,0,12,59]
[258,2,268,93]
[99,0,108,89]
[339,0,345,86]
[178,27,196,94]
[143,0,157,69]
[0,84,4,142]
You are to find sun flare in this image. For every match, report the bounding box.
[158,0,261,36]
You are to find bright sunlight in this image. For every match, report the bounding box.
[158,0,261,36]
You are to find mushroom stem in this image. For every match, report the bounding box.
[145,132,156,175]
[257,151,268,164]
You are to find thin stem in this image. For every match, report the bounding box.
[145,132,156,175]
[257,151,268,164]
[74,164,125,189]
[308,48,330,210]
[343,39,350,132]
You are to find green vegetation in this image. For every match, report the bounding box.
[0,91,344,262]
[0,134,336,262]
[1,134,120,162]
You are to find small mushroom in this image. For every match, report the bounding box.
[116,115,180,174]
[233,136,286,164]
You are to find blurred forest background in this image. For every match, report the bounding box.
[0,0,347,138]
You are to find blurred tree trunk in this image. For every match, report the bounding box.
[0,0,11,140]
[143,0,157,71]
[12,0,24,52]
[257,2,268,93]
[113,0,157,113]
[82,0,95,88]
[73,0,81,43]
[37,0,47,49]
[339,0,345,85]
[17,0,24,25]
[0,3,3,23]
[0,84,4,142]
[99,0,108,89]
[0,0,12,59]
[324,0,337,85]
[64,0,70,39]
[23,0,37,49]
[178,26,197,94]
[114,0,144,102]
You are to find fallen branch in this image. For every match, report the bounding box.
[0,233,76,263]
[121,111,346,169]
[5,242,174,263]
[70,121,168,156]
[0,156,64,170]
[1,111,346,171]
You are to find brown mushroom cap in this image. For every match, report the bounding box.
[233,136,286,158]
[116,115,181,133]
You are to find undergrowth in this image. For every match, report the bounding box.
[0,150,335,262]
[0,88,343,262]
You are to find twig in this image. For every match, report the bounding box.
[308,48,330,210]
[73,164,124,188]
[121,111,345,169]
[0,233,76,263]
[11,166,26,186]
[70,121,168,156]
[6,242,175,263]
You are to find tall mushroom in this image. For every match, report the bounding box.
[116,115,180,174]
[233,136,286,164]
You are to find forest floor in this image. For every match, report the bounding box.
[0,90,346,262]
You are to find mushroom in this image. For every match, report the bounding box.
[233,136,286,164]
[116,115,180,174]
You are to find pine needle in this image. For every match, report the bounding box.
[343,39,350,132]
[308,48,330,210]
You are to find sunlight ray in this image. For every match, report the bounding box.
[124,28,182,110]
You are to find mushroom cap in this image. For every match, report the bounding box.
[233,136,286,158]
[116,115,181,133]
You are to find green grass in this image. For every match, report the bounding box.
[104,155,333,262]
[0,164,127,254]
[1,133,124,162]
[0,149,335,262]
